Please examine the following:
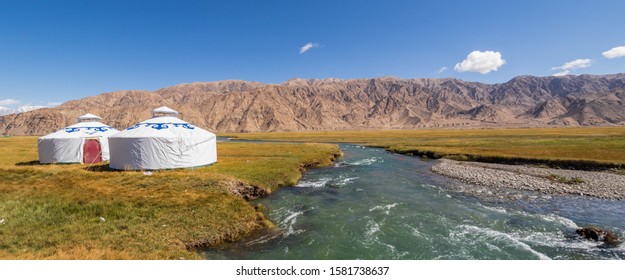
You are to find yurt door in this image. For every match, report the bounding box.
[83,139,103,164]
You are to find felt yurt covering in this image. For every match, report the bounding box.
[108,106,217,170]
[38,114,119,164]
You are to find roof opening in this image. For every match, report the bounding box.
[77,113,102,123]
[152,106,179,118]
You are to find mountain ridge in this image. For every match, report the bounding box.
[2,74,624,135]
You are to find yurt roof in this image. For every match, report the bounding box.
[40,121,119,139]
[111,116,215,139]
[152,106,179,116]
[77,113,102,121]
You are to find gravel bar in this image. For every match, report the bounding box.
[431,159,625,200]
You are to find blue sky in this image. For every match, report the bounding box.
[0,0,624,111]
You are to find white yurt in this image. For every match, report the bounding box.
[108,106,217,170]
[38,114,120,164]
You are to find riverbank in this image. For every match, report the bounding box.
[431,159,625,200]
[225,128,625,201]
[205,143,625,260]
[226,127,625,170]
[0,137,340,259]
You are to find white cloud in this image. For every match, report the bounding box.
[0,106,12,116]
[602,46,625,59]
[299,42,320,54]
[551,58,592,72]
[0,105,17,116]
[0,99,49,116]
[0,99,20,106]
[552,70,570,76]
[454,50,506,74]
[47,101,62,107]
[550,58,593,76]
[438,66,448,74]
[17,105,46,113]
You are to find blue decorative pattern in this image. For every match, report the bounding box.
[126,122,195,131]
[65,126,112,134]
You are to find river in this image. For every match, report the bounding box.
[204,144,625,259]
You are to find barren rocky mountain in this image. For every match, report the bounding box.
[1,74,624,135]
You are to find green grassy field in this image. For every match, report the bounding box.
[226,127,625,168]
[0,136,339,259]
[2,127,623,259]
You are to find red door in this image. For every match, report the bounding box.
[83,139,103,164]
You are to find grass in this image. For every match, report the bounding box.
[225,127,625,169]
[0,136,39,167]
[546,174,585,184]
[0,137,339,259]
[207,142,341,193]
[2,126,622,259]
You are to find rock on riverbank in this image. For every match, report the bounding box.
[431,159,625,200]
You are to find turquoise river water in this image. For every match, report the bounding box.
[204,144,625,259]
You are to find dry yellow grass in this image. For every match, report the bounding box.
[208,142,340,192]
[0,136,339,259]
[0,136,39,167]
[226,127,625,167]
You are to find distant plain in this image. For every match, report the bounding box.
[227,127,625,168]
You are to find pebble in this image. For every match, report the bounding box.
[431,159,625,200]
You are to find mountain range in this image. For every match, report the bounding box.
[1,74,625,135]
